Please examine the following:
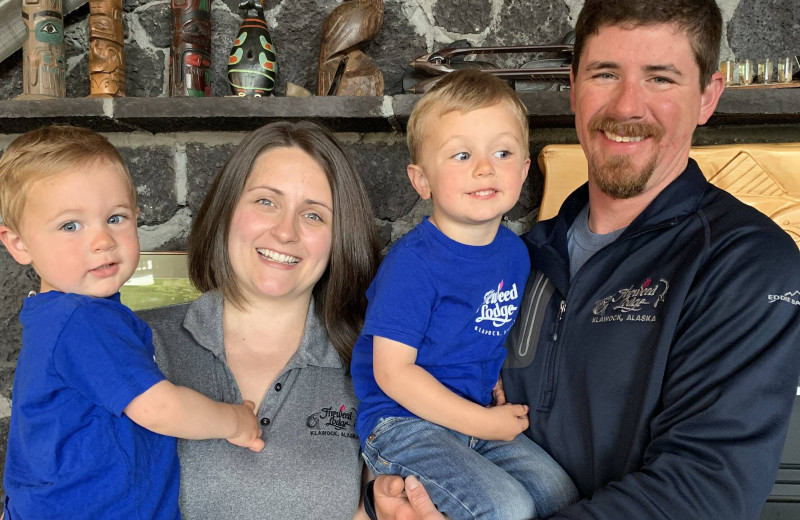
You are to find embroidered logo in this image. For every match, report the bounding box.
[306,404,357,438]
[591,278,669,324]
[768,290,800,306]
[474,279,520,336]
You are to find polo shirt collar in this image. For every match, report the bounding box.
[182,291,344,370]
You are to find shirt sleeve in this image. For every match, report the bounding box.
[553,227,800,520]
[361,245,438,349]
[52,301,166,417]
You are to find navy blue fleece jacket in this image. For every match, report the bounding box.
[503,160,800,519]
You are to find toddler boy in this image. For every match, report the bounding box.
[0,126,264,519]
[351,70,578,520]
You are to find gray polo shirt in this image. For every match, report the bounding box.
[139,292,362,520]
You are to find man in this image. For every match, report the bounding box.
[369,0,800,518]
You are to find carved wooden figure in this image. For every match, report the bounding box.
[170,0,212,97]
[317,0,383,96]
[21,0,66,98]
[227,0,277,97]
[88,0,125,97]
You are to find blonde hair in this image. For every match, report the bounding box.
[0,125,134,234]
[406,69,530,164]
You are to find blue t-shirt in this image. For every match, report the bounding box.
[3,291,180,520]
[351,218,531,447]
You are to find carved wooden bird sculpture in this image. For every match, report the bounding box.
[317,0,383,96]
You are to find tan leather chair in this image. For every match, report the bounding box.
[537,143,800,249]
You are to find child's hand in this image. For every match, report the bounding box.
[226,400,265,452]
[481,403,529,441]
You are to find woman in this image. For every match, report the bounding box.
[140,121,380,519]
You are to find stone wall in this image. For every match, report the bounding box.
[2,0,797,101]
[0,0,798,502]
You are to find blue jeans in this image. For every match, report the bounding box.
[361,417,578,520]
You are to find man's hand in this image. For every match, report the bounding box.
[373,475,444,520]
[491,378,506,406]
[225,400,265,452]
[405,476,444,519]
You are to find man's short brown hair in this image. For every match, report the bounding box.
[0,125,134,234]
[572,0,722,90]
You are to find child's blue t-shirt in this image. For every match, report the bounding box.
[3,291,180,520]
[351,218,531,447]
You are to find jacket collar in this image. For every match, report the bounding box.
[524,159,710,289]
[625,158,708,232]
[182,291,344,370]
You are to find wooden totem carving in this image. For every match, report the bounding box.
[170,0,212,97]
[317,0,383,96]
[88,0,125,97]
[227,0,277,97]
[21,0,66,98]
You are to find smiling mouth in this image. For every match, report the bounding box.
[603,130,645,143]
[589,114,663,145]
[88,263,119,277]
[257,248,300,265]
[470,189,497,197]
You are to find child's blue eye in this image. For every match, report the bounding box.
[60,221,82,232]
[453,152,470,161]
[107,214,126,225]
[494,150,511,159]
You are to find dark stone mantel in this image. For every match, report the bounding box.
[0,88,798,135]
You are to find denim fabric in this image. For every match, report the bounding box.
[362,417,578,520]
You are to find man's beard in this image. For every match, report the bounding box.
[587,115,664,199]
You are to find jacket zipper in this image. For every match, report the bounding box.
[540,298,566,409]
[551,299,566,341]
[536,215,680,409]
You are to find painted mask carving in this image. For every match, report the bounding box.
[22,0,66,97]
[227,0,277,97]
[170,0,212,97]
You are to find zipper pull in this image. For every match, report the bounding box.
[552,300,566,341]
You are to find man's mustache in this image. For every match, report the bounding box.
[588,115,665,140]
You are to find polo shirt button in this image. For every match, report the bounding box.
[275,383,282,391]
[260,417,271,426]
